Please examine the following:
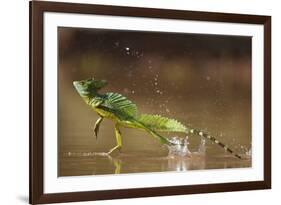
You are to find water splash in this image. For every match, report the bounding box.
[246,148,251,155]
[167,136,191,157]
[197,137,206,155]
[245,147,252,158]
[167,136,206,157]
[235,144,252,158]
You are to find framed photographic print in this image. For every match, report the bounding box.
[29,0,271,204]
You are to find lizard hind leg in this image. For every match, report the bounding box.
[107,123,123,155]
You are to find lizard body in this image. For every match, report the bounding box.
[73,78,242,159]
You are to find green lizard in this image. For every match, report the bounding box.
[73,78,242,159]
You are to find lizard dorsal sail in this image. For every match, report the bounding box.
[138,114,188,133]
[105,92,138,117]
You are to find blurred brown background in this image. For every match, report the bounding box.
[58,27,251,176]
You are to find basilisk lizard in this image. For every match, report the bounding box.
[73,78,242,159]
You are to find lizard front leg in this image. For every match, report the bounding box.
[93,116,103,140]
[107,123,123,155]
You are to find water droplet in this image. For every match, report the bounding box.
[123,88,129,93]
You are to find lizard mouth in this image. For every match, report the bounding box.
[73,80,92,98]
[73,81,79,86]
[73,81,80,91]
[73,81,86,95]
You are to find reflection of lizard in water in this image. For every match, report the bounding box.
[74,78,242,159]
[113,158,121,174]
[108,155,122,174]
[102,154,121,174]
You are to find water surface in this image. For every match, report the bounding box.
[60,150,251,176]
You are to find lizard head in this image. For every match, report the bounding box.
[73,78,107,97]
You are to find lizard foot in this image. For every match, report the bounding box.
[107,146,122,155]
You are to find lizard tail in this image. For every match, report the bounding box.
[187,128,242,159]
[147,127,242,160]
[137,114,242,159]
